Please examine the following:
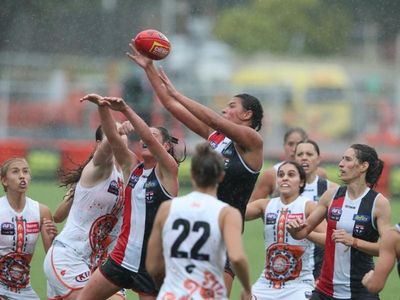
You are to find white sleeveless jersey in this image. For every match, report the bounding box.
[302,176,319,201]
[302,176,331,202]
[55,166,124,269]
[257,195,315,289]
[0,196,40,290]
[158,192,228,300]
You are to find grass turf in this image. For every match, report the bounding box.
[0,181,398,299]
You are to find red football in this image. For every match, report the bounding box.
[134,29,171,60]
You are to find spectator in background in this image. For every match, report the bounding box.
[287,144,392,300]
[250,127,327,201]
[77,94,180,300]
[43,123,130,300]
[0,158,56,300]
[127,42,264,296]
[146,142,252,300]
[362,223,400,294]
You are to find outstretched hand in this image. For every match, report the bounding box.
[126,39,153,69]
[80,94,109,106]
[158,67,180,98]
[102,97,129,112]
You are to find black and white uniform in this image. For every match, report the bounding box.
[208,131,260,220]
[158,192,228,300]
[314,186,380,300]
[301,175,329,279]
[102,163,172,295]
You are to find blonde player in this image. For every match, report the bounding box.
[0,158,55,299]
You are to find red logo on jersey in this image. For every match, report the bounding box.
[287,213,304,222]
[26,222,40,234]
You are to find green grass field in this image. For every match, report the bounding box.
[1,181,399,299]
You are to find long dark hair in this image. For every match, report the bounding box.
[351,144,384,188]
[58,126,103,188]
[277,161,306,194]
[156,126,186,164]
[235,93,263,132]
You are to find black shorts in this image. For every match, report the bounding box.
[224,255,235,278]
[100,256,158,296]
[311,289,379,300]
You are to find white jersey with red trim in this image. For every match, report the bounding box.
[252,195,314,299]
[0,196,40,295]
[158,192,228,300]
[55,165,124,270]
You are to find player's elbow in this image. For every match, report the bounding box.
[145,258,157,277]
[229,252,247,267]
[366,284,383,295]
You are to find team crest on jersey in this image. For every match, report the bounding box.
[145,191,155,203]
[209,141,218,149]
[329,207,342,221]
[353,214,370,222]
[354,224,365,234]
[107,180,119,195]
[265,213,278,225]
[1,222,15,235]
[223,158,230,168]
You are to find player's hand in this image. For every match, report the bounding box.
[126,40,153,69]
[43,218,58,240]
[80,94,109,106]
[102,97,129,112]
[118,120,135,136]
[362,270,374,287]
[158,67,180,98]
[286,216,307,238]
[332,229,353,246]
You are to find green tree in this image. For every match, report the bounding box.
[214,0,351,55]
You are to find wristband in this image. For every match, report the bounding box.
[352,237,358,249]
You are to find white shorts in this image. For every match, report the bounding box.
[0,284,39,300]
[251,277,314,300]
[43,241,91,299]
[43,241,126,300]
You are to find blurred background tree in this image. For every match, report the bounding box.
[214,0,350,55]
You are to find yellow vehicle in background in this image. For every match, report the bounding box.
[232,62,353,139]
